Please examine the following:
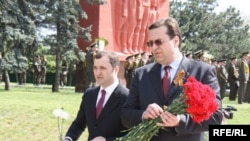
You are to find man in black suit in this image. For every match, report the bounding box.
[64,51,129,141]
[121,17,223,141]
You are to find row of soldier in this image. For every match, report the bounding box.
[185,50,250,104]
[32,55,69,87]
[124,52,154,88]
[214,51,250,104]
[124,49,250,104]
[31,55,47,86]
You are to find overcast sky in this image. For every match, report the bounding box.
[172,0,250,23]
[215,0,249,17]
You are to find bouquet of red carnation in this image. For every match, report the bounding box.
[116,75,218,141]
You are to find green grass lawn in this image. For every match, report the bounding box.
[0,83,250,141]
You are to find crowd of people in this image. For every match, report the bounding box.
[182,50,250,104]
[213,51,250,104]
[10,54,68,87]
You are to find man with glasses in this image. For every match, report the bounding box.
[121,17,223,141]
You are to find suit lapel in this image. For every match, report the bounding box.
[149,63,166,103]
[96,84,122,122]
[89,87,101,122]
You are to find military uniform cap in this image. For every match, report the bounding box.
[231,56,237,60]
[134,53,141,57]
[242,51,249,56]
[185,52,192,57]
[194,50,203,57]
[89,42,97,48]
[125,55,134,60]
[211,59,217,62]
[219,59,226,62]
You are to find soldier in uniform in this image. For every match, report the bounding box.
[146,54,155,64]
[185,52,193,59]
[0,70,2,84]
[32,55,41,85]
[84,42,98,90]
[217,59,228,99]
[237,51,250,104]
[61,56,68,87]
[0,53,2,84]
[194,50,204,62]
[245,59,250,103]
[138,52,149,67]
[132,53,141,70]
[18,67,27,85]
[124,55,134,88]
[227,56,239,101]
[40,55,47,85]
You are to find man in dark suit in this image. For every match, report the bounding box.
[121,17,223,141]
[64,51,129,141]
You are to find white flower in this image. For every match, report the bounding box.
[53,108,69,119]
[53,107,69,141]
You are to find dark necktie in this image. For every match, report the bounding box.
[96,89,106,119]
[162,66,171,97]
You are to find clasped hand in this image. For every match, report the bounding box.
[143,103,180,127]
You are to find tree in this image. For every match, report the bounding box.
[170,0,250,59]
[0,0,37,90]
[30,0,92,92]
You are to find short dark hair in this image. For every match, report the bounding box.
[94,51,120,68]
[148,17,182,48]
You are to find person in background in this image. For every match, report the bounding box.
[32,55,41,85]
[245,58,250,103]
[194,50,204,62]
[0,70,2,84]
[40,55,47,85]
[146,54,155,64]
[124,55,134,89]
[61,56,68,87]
[132,53,141,71]
[185,52,192,59]
[138,52,149,67]
[0,53,2,84]
[227,56,239,101]
[237,51,250,104]
[217,59,228,99]
[85,42,98,90]
[64,51,129,141]
[121,17,223,141]
[18,69,27,85]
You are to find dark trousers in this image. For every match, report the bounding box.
[229,82,238,100]
[244,81,250,103]
[238,81,247,104]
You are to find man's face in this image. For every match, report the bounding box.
[91,46,97,52]
[94,56,118,88]
[148,26,180,65]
